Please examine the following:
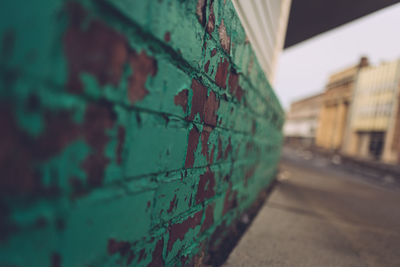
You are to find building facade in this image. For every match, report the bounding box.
[284,93,324,146]
[391,95,400,163]
[316,57,369,151]
[343,59,400,163]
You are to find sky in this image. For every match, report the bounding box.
[274,3,400,109]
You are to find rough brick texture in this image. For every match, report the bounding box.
[0,0,284,266]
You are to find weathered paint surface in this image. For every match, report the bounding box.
[0,0,284,266]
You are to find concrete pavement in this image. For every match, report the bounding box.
[224,147,400,267]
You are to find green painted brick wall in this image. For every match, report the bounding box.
[0,0,284,266]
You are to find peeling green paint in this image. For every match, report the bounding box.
[0,0,283,266]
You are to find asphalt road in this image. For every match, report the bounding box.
[224,147,400,267]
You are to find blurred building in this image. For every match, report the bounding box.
[284,93,324,146]
[343,59,400,163]
[392,95,400,163]
[316,57,369,151]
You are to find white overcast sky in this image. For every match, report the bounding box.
[274,3,400,109]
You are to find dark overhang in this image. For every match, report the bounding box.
[284,0,400,48]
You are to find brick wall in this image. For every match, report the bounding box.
[0,0,284,266]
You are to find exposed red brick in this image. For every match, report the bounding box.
[218,20,231,53]
[223,184,237,216]
[128,51,157,104]
[147,238,164,267]
[215,59,229,89]
[204,60,210,73]
[0,105,80,197]
[64,3,128,94]
[185,126,200,168]
[235,86,244,102]
[127,251,136,265]
[81,103,115,186]
[81,154,109,187]
[211,48,217,57]
[83,103,115,144]
[64,3,156,104]
[187,79,220,128]
[195,168,216,204]
[164,32,171,42]
[228,70,238,93]
[174,89,189,113]
[184,79,220,167]
[180,255,190,267]
[51,252,61,267]
[209,144,216,164]
[187,79,208,122]
[201,204,215,233]
[228,69,244,101]
[196,0,208,27]
[224,137,232,159]
[203,40,208,51]
[138,249,146,262]
[0,201,17,241]
[107,239,131,256]
[207,1,215,34]
[204,91,219,126]
[201,128,211,159]
[167,211,203,252]
[167,195,178,213]
[208,220,227,251]
[69,177,87,197]
[35,111,81,160]
[0,98,118,199]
